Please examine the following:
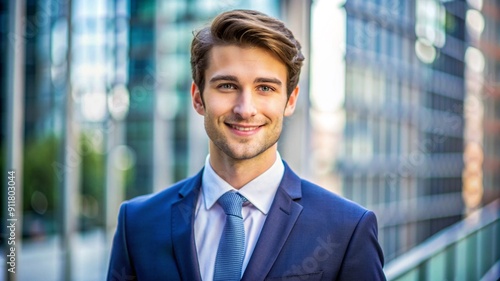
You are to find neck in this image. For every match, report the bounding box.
[208,143,278,189]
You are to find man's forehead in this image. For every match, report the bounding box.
[205,45,287,78]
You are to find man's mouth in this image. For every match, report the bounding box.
[228,124,261,131]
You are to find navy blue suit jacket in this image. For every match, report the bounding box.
[107,162,385,280]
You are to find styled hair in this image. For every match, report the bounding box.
[190,9,304,97]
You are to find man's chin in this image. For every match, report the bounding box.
[225,151,261,161]
[210,136,278,161]
[223,145,274,161]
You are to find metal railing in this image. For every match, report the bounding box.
[384,199,500,281]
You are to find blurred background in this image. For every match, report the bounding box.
[1,0,499,280]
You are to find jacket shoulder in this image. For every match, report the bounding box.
[121,172,201,218]
[300,179,368,214]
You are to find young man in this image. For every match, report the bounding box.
[107,9,385,281]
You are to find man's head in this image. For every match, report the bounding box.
[190,9,304,166]
[190,9,304,99]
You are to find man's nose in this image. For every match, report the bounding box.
[233,89,257,119]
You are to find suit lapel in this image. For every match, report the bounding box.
[171,170,203,281]
[242,162,303,281]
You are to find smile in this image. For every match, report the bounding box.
[229,124,261,131]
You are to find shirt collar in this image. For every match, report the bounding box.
[201,152,285,215]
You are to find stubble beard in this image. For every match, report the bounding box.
[205,117,283,161]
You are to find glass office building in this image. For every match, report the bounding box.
[1,0,71,235]
[476,1,500,208]
[311,0,468,262]
[347,0,468,262]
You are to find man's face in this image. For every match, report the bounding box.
[191,45,299,161]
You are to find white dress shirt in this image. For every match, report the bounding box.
[194,152,285,281]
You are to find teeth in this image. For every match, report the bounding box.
[231,125,258,131]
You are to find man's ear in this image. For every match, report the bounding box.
[284,86,299,117]
[191,82,205,115]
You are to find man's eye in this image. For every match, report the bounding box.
[219,83,236,90]
[258,85,274,92]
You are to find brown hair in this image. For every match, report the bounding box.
[190,9,304,98]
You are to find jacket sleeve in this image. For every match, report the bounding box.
[337,210,386,281]
[107,202,137,281]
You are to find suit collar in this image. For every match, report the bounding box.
[279,161,302,200]
[178,167,204,197]
[171,170,203,281]
[242,162,303,280]
[172,162,303,281]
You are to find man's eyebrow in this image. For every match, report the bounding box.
[208,75,283,86]
[254,77,282,86]
[209,75,238,83]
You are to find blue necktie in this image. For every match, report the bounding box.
[213,192,247,281]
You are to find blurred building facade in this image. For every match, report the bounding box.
[479,1,500,207]
[309,0,493,263]
[1,0,72,237]
[350,1,466,260]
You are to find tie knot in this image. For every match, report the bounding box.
[218,192,246,218]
